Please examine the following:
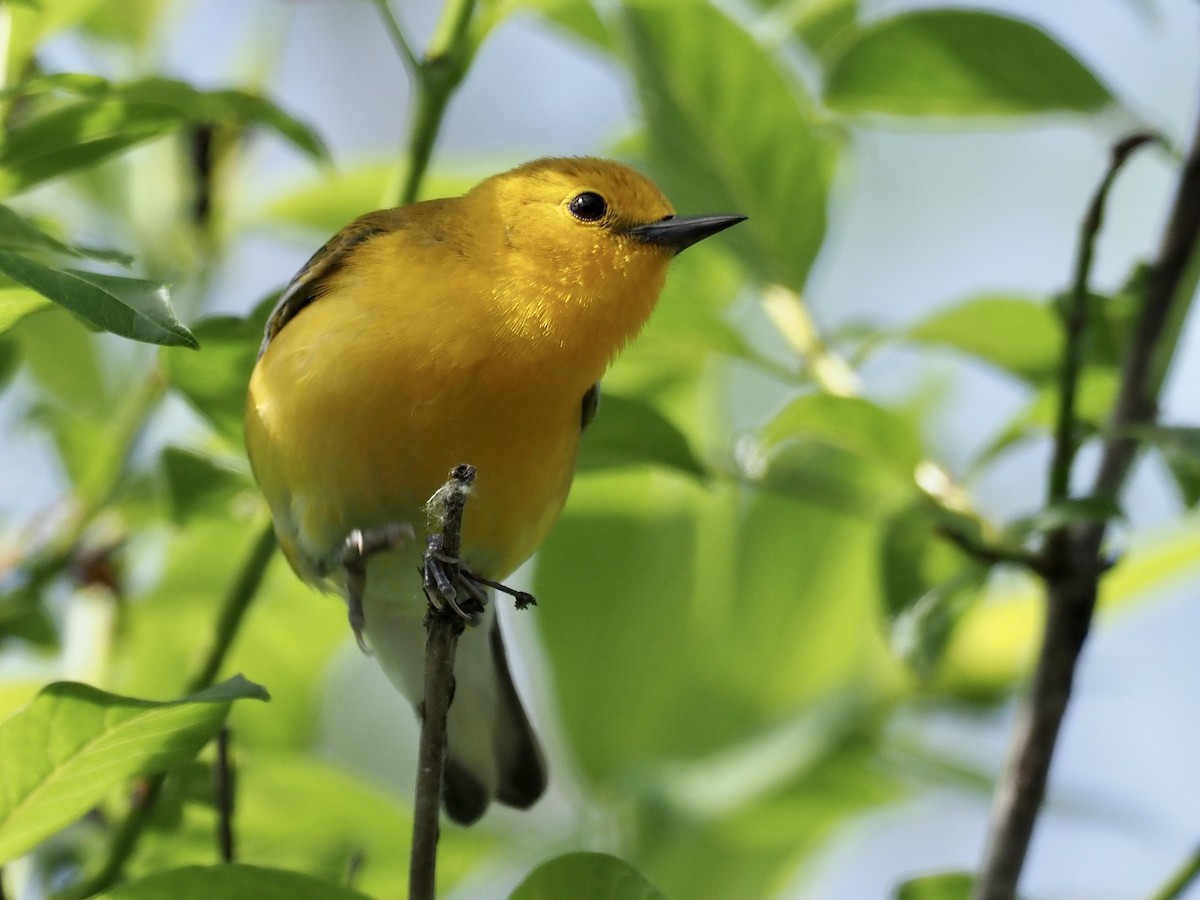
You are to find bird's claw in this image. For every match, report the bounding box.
[339,522,416,653]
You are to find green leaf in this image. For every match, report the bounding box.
[578,393,706,478]
[0,286,50,334]
[1004,495,1125,540]
[0,251,194,347]
[0,77,327,196]
[825,10,1113,118]
[621,2,839,289]
[758,393,924,478]
[905,295,1060,383]
[0,204,132,263]
[1129,425,1200,508]
[99,864,371,900]
[160,447,250,523]
[510,852,665,900]
[0,587,58,649]
[161,314,263,444]
[896,872,974,900]
[0,676,268,865]
[892,567,989,681]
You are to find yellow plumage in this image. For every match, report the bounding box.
[245,157,742,823]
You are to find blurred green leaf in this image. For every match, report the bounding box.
[511,852,665,900]
[0,676,267,865]
[161,315,261,444]
[0,77,327,196]
[490,0,611,51]
[621,2,839,289]
[99,864,371,900]
[758,393,924,479]
[978,366,1119,466]
[905,295,1060,384]
[0,286,50,333]
[538,472,893,784]
[252,163,478,234]
[0,205,132,264]
[879,500,975,619]
[129,754,494,895]
[160,446,250,523]
[579,393,706,478]
[896,872,974,900]
[825,10,1113,118]
[1005,495,1125,540]
[0,586,58,649]
[0,251,194,347]
[892,567,989,681]
[1128,424,1200,508]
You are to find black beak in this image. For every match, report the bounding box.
[625,213,747,254]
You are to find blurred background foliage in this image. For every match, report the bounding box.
[0,0,1197,898]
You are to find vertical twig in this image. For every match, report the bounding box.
[370,0,478,206]
[409,465,477,900]
[974,108,1200,899]
[214,727,236,864]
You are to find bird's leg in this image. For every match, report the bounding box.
[421,535,486,623]
[460,570,537,611]
[339,522,416,653]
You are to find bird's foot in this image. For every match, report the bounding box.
[339,522,416,653]
[421,542,537,623]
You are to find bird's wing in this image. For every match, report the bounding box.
[257,210,404,358]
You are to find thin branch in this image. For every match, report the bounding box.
[1046,132,1158,509]
[214,727,236,864]
[370,0,420,76]
[1147,844,1200,900]
[973,114,1200,900]
[396,0,478,206]
[935,525,1048,575]
[410,464,477,900]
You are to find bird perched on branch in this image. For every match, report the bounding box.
[245,157,744,824]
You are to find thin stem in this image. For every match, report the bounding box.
[973,111,1200,900]
[396,0,478,206]
[370,0,420,76]
[409,465,476,900]
[1147,845,1200,900]
[1046,133,1158,510]
[214,727,236,864]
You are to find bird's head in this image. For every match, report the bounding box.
[469,157,744,365]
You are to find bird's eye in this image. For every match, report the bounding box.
[568,191,607,222]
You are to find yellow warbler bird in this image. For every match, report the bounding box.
[245,157,744,823]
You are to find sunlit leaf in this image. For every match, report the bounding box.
[896,872,974,900]
[510,852,665,900]
[621,2,840,289]
[0,251,194,347]
[99,864,371,900]
[905,295,1060,384]
[579,393,706,478]
[0,286,50,333]
[0,676,268,865]
[825,10,1113,118]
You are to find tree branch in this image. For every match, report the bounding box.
[973,112,1200,900]
[409,464,477,900]
[1148,843,1200,900]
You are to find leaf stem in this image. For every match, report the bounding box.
[370,0,420,75]
[973,114,1200,900]
[387,0,478,206]
[1147,844,1200,900]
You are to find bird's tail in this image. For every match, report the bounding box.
[362,571,546,824]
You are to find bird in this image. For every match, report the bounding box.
[244,157,744,824]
